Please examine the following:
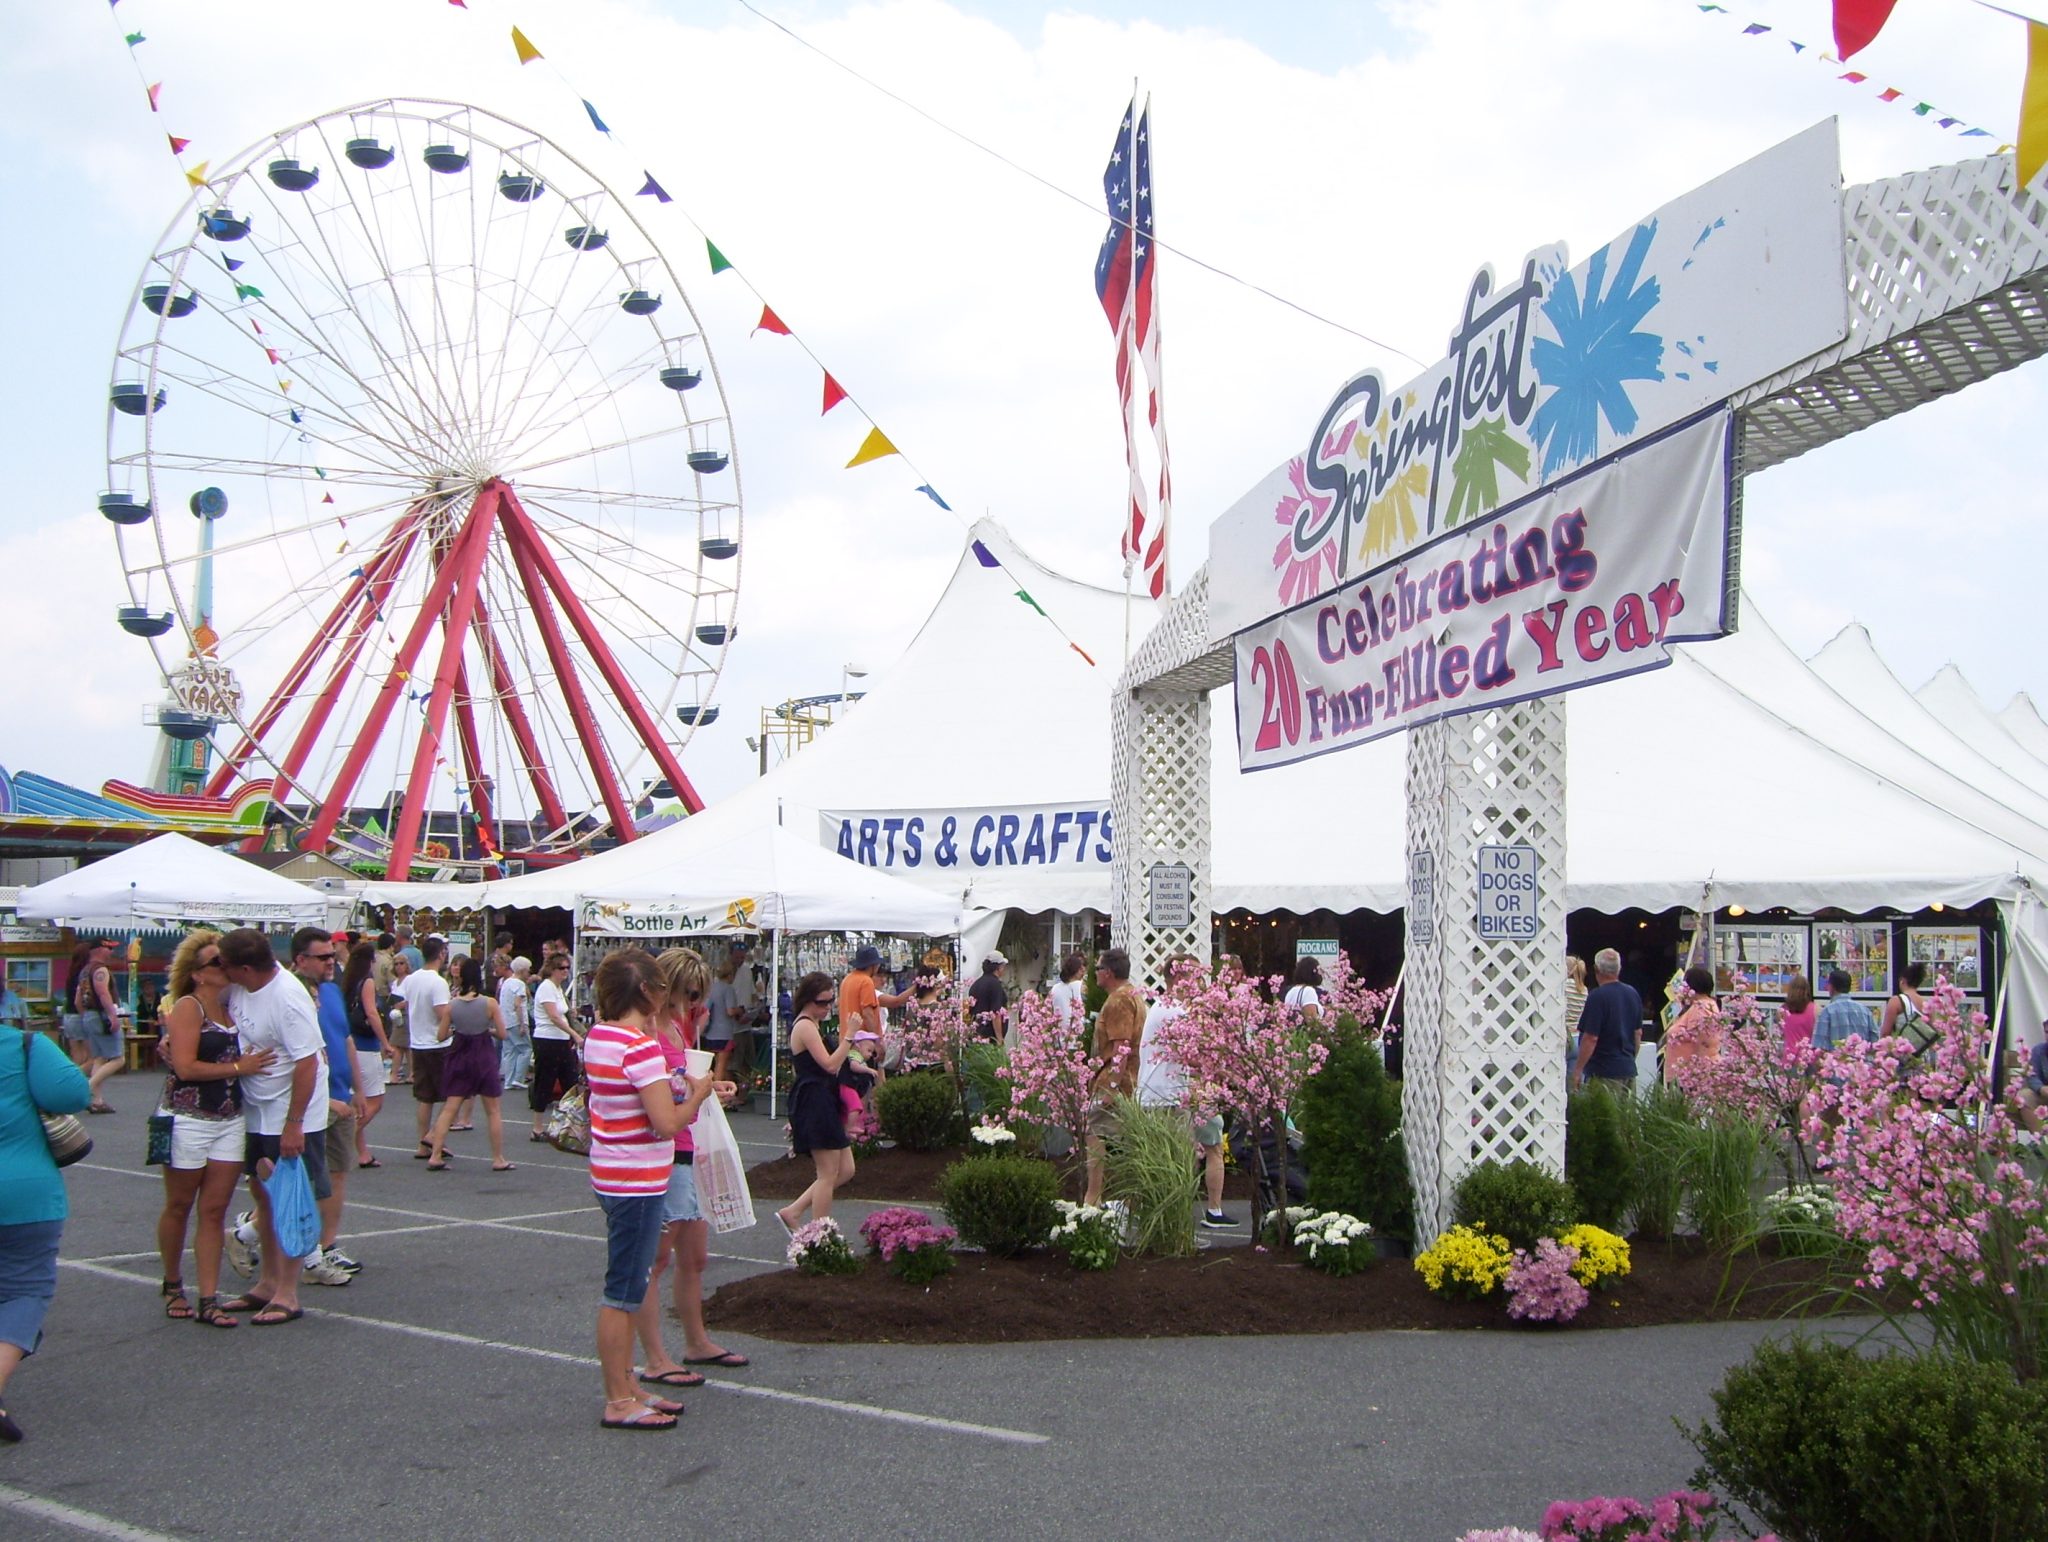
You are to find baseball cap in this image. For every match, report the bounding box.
[985,950,1007,967]
[852,944,883,969]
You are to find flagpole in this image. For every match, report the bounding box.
[1143,89,1172,602]
[1118,76,1142,667]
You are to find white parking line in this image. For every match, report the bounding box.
[0,1482,180,1541]
[55,1260,1049,1446]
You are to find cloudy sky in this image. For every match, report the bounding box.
[2,0,2041,821]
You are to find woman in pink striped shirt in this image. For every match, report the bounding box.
[584,948,698,1432]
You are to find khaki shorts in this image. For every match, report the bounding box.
[1085,1099,1124,1141]
[326,1114,357,1175]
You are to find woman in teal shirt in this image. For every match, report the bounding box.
[0,1023,90,1442]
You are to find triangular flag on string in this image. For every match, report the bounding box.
[637,172,671,203]
[265,348,280,364]
[1742,23,1770,35]
[1840,71,1868,84]
[321,493,334,504]
[821,373,847,414]
[754,305,791,336]
[124,31,144,45]
[1913,102,1934,116]
[1938,116,1959,129]
[583,99,610,133]
[278,380,292,392]
[2021,21,2048,191]
[706,240,731,274]
[235,283,263,300]
[251,319,265,335]
[1833,0,1898,61]
[314,467,327,479]
[511,26,542,63]
[1962,126,1992,138]
[918,485,954,512]
[184,162,209,188]
[845,427,897,467]
[289,409,301,424]
[1788,40,1806,54]
[146,82,163,112]
[167,134,189,153]
[449,0,466,7]
[1878,87,1902,102]
[1070,642,1097,667]
[1013,588,1047,617]
[971,540,1000,568]
[223,257,244,272]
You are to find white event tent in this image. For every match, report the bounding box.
[17,831,330,927]
[358,520,2046,1033]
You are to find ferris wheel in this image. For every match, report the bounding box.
[103,98,741,878]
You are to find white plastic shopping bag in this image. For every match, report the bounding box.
[690,1097,756,1234]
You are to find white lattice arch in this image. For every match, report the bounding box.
[1112,152,2048,1242]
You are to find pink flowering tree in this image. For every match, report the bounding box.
[897,980,978,1130]
[1669,984,1824,1187]
[999,986,1100,1167]
[1803,981,2048,1379]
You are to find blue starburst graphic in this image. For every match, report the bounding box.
[1530,219,1665,477]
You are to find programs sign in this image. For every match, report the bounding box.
[1234,409,1732,771]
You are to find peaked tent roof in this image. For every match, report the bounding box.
[1917,664,2048,794]
[1999,692,2048,772]
[17,831,329,925]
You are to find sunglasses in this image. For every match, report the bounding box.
[197,955,223,969]
[307,951,337,962]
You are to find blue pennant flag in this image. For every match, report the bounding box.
[916,484,952,511]
[970,540,1000,568]
[583,99,610,134]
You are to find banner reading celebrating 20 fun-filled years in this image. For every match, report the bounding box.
[823,802,1114,871]
[1232,409,1733,771]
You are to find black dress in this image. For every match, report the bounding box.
[788,1025,848,1156]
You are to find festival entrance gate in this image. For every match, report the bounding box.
[1111,134,2048,1242]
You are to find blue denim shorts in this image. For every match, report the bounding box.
[662,1157,702,1225]
[598,1191,666,1311]
[0,1219,64,1356]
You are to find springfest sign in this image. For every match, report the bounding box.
[1207,121,1848,663]
[1232,409,1732,768]
[823,802,1114,871]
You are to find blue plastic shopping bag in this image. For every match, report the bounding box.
[261,1155,321,1260]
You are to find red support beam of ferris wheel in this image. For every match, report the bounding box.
[498,501,640,843]
[299,488,495,861]
[497,484,705,816]
[446,652,501,865]
[386,489,499,877]
[469,594,571,836]
[204,505,426,800]
[267,516,425,809]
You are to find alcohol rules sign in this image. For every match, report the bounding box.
[1231,408,1732,772]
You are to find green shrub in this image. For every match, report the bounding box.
[1450,1158,1577,1251]
[1623,1083,1693,1240]
[938,1154,1059,1257]
[1565,1082,1636,1232]
[1685,1110,1767,1249]
[874,1070,962,1152]
[1301,1034,1414,1240]
[1103,1096,1197,1258]
[1689,1338,2048,1541]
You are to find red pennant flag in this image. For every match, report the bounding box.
[1878,87,1902,102]
[146,82,163,112]
[1833,0,1898,61]
[321,493,335,504]
[167,134,190,154]
[250,320,264,335]
[754,306,791,336]
[1069,642,1097,667]
[265,348,280,364]
[821,372,847,414]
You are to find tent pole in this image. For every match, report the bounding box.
[768,929,781,1120]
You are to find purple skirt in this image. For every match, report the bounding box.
[442,1031,504,1100]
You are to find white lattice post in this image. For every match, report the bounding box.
[1402,699,1569,1245]
[1110,688,1212,991]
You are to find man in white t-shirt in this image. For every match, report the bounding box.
[220,927,330,1324]
[400,936,454,1154]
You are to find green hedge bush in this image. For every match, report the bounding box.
[1564,1082,1635,1232]
[939,1154,1060,1257]
[1300,1032,1413,1240]
[1689,1338,2048,1541]
[874,1070,962,1152]
[1450,1158,1577,1251]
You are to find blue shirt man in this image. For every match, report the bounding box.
[1813,970,1877,1052]
[1574,950,1644,1086]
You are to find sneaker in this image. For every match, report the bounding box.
[323,1248,363,1274]
[223,1219,258,1279]
[1201,1209,1240,1229]
[302,1250,352,1287]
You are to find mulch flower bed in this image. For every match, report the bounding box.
[745,1146,1254,1204]
[710,1236,1860,1345]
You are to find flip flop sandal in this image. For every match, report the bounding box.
[600,1406,677,1431]
[219,1292,272,1314]
[161,1280,194,1320]
[251,1305,304,1326]
[425,1161,450,1171]
[640,1397,686,1416]
[356,1157,383,1169]
[638,1367,706,1388]
[682,1350,750,1368]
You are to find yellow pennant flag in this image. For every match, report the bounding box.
[183,161,210,188]
[845,426,899,468]
[2021,21,2048,192]
[511,26,543,64]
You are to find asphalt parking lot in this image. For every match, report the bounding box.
[6,1100,1811,1540]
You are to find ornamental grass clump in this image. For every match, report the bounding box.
[1555,1224,1631,1289]
[1292,1210,1374,1277]
[1047,1200,1119,1271]
[1414,1223,1514,1299]
[787,1218,860,1275]
[1504,1238,1589,1324]
[1103,1096,1200,1258]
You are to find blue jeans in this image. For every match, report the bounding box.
[597,1192,665,1312]
[0,1219,64,1356]
[500,1032,532,1087]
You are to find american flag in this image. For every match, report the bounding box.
[1094,95,1172,600]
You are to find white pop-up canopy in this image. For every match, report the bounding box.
[17,831,330,926]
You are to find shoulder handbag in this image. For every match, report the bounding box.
[22,1032,93,1168]
[542,1081,590,1155]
